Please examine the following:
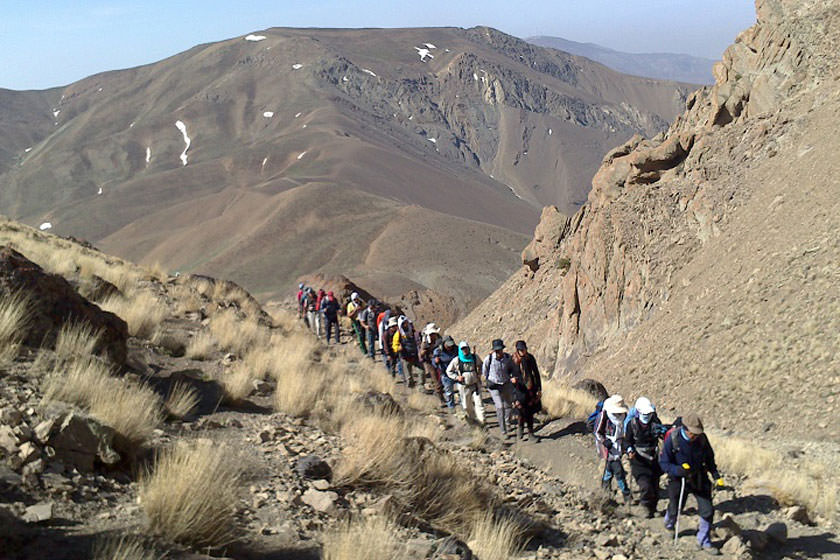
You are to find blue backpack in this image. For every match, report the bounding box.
[585,400,604,433]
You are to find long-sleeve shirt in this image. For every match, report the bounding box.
[481,352,517,386]
[659,428,719,490]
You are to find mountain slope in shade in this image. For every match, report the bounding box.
[456,0,840,439]
[528,35,717,84]
[0,26,692,311]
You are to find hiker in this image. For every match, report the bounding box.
[446,341,485,425]
[660,413,724,555]
[482,339,517,439]
[384,316,400,377]
[594,395,632,504]
[320,291,341,344]
[625,397,666,518]
[346,292,367,355]
[434,336,458,409]
[296,283,305,319]
[510,340,542,442]
[392,316,420,387]
[303,288,318,333]
[419,323,444,402]
[377,308,391,369]
[314,288,326,338]
[357,299,378,360]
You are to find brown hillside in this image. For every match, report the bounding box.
[0,27,691,309]
[454,0,840,440]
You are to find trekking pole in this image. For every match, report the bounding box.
[674,476,686,545]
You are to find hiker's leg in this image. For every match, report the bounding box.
[602,461,615,490]
[473,389,485,424]
[458,384,468,411]
[636,471,656,515]
[664,477,684,528]
[335,320,341,343]
[463,385,476,421]
[695,489,715,547]
[367,331,376,359]
[500,384,514,432]
[489,388,507,435]
[614,460,630,498]
[442,376,455,408]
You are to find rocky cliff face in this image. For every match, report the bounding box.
[455,0,840,438]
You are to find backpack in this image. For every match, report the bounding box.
[663,417,684,457]
[586,400,605,433]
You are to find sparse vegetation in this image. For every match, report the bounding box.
[139,439,241,547]
[98,291,168,339]
[220,363,256,404]
[467,512,529,560]
[0,290,29,365]
[322,516,409,560]
[92,534,162,560]
[54,322,102,361]
[557,257,571,272]
[184,330,216,360]
[541,382,597,419]
[208,310,268,355]
[164,381,200,420]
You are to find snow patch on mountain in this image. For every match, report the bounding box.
[146,147,151,164]
[39,222,52,231]
[297,151,306,160]
[245,34,266,42]
[292,63,303,70]
[175,121,191,166]
[415,47,434,62]
[263,111,274,118]
[362,68,377,77]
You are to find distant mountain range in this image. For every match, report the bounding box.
[0,26,693,316]
[528,36,715,84]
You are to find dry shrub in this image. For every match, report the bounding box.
[44,357,162,444]
[273,363,327,417]
[185,330,216,360]
[99,292,168,339]
[710,431,838,520]
[243,346,275,380]
[406,391,436,411]
[336,413,493,536]
[208,310,268,354]
[467,512,529,560]
[322,516,409,560]
[54,322,101,361]
[220,364,255,404]
[139,439,241,547]
[165,381,200,419]
[92,534,161,560]
[88,379,162,444]
[541,382,597,419]
[0,290,29,365]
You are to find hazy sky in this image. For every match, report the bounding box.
[1,1,756,90]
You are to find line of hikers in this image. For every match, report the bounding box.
[594,395,726,555]
[296,284,543,441]
[297,284,726,554]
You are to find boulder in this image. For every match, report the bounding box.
[300,488,338,514]
[721,535,751,558]
[431,536,473,560]
[0,247,128,365]
[572,379,609,402]
[717,513,742,540]
[22,502,53,523]
[765,522,788,544]
[784,505,811,525]
[46,413,121,472]
[355,391,402,417]
[295,455,332,481]
[0,425,18,454]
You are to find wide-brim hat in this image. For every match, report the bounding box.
[442,336,455,348]
[387,317,398,328]
[491,339,505,351]
[603,395,629,415]
[424,322,441,335]
[683,412,704,434]
[515,340,527,351]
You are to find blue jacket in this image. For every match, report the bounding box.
[659,428,719,490]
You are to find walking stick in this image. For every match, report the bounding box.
[674,476,686,545]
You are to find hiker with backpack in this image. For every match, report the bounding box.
[392,316,420,388]
[510,340,542,442]
[625,397,667,518]
[419,323,444,401]
[320,291,341,344]
[482,339,517,439]
[303,288,318,333]
[659,413,724,555]
[383,316,400,378]
[296,283,305,320]
[434,336,458,409]
[314,288,327,338]
[357,299,379,360]
[346,292,367,355]
[446,341,485,425]
[594,395,632,504]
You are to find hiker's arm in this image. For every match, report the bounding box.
[659,437,681,476]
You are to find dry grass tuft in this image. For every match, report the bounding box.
[541,382,598,419]
[220,364,256,404]
[709,431,838,520]
[139,439,241,547]
[273,363,327,417]
[185,330,216,360]
[0,290,29,365]
[44,356,162,444]
[165,381,200,419]
[98,292,168,339]
[92,534,162,560]
[54,322,101,361]
[467,512,529,560]
[322,516,409,560]
[208,310,268,355]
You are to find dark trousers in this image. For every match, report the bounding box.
[366,330,376,359]
[602,459,630,496]
[325,318,340,344]
[631,457,662,513]
[665,477,713,522]
[351,320,367,354]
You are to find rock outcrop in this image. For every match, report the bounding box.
[454,0,840,437]
[0,247,128,365]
